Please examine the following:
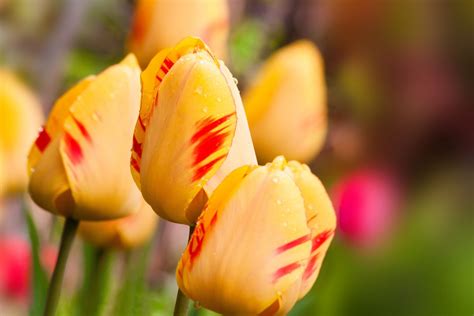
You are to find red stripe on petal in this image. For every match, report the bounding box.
[273,262,302,283]
[302,253,320,281]
[72,116,92,142]
[64,132,83,165]
[132,135,142,157]
[193,127,229,166]
[311,230,334,252]
[163,57,174,69]
[275,234,311,255]
[192,154,226,182]
[210,211,218,226]
[191,112,235,144]
[131,157,140,173]
[35,126,51,152]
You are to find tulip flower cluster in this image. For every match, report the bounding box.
[25,16,335,314]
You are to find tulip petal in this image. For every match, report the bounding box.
[128,0,229,66]
[244,40,327,163]
[79,200,157,249]
[28,137,72,216]
[0,70,44,192]
[285,160,336,298]
[177,163,311,315]
[138,38,243,224]
[28,77,94,174]
[60,55,143,220]
[131,38,210,187]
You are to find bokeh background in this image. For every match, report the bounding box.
[0,0,473,315]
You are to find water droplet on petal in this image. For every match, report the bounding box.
[202,106,208,113]
[195,86,203,95]
[216,97,222,102]
[272,177,279,183]
[233,77,238,85]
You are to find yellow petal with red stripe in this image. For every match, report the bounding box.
[28,77,94,175]
[177,161,311,315]
[136,37,255,225]
[79,200,157,249]
[128,0,229,67]
[285,160,336,298]
[0,69,43,193]
[243,40,327,163]
[60,54,142,220]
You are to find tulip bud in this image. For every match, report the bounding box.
[79,200,157,249]
[243,40,328,163]
[332,168,401,249]
[131,37,256,225]
[28,55,144,220]
[177,156,336,315]
[0,236,57,301]
[0,69,43,194]
[128,0,229,67]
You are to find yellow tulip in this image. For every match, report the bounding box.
[243,40,328,163]
[128,0,229,67]
[28,55,143,220]
[176,156,336,315]
[0,69,43,194]
[79,200,157,249]
[131,37,256,225]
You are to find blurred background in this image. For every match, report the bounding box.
[0,0,473,315]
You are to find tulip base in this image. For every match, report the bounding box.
[43,217,79,316]
[173,225,195,316]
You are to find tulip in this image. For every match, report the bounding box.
[176,156,336,315]
[332,168,401,249]
[131,37,256,225]
[79,200,157,249]
[243,40,328,163]
[28,54,143,220]
[128,0,229,67]
[0,236,57,301]
[0,69,43,194]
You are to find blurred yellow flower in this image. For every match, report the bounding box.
[243,40,328,163]
[131,37,256,225]
[128,0,229,67]
[0,69,43,194]
[28,55,144,220]
[177,156,336,315]
[79,200,157,249]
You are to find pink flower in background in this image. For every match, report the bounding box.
[0,236,57,301]
[332,168,401,249]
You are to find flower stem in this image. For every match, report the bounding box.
[173,225,195,316]
[43,217,79,316]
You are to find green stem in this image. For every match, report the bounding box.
[173,226,195,316]
[86,248,114,316]
[43,217,79,316]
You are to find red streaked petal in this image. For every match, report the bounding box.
[275,234,311,255]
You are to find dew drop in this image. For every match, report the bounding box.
[232,77,238,85]
[216,97,222,102]
[202,106,208,113]
[272,177,279,183]
[195,86,203,95]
